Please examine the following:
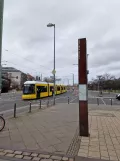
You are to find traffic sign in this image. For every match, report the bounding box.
[52,69,56,75]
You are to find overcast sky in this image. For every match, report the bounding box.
[2,0,120,84]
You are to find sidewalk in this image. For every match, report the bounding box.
[78,104,120,161]
[0,103,79,155]
[1,103,120,161]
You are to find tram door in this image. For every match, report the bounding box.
[37,86,41,99]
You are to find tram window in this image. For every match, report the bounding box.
[23,84,35,94]
[61,87,63,90]
[57,86,60,91]
[38,86,47,92]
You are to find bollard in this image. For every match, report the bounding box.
[39,99,41,109]
[29,102,31,113]
[14,103,16,118]
[111,98,112,106]
[47,99,49,107]
[97,98,99,105]
[68,97,69,104]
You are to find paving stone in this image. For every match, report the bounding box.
[78,149,88,154]
[80,142,89,146]
[51,155,62,160]
[100,143,106,147]
[88,151,100,158]
[101,151,109,157]
[15,155,23,159]
[101,157,109,160]
[40,159,52,161]
[107,145,115,150]
[0,152,6,156]
[39,154,50,159]
[6,153,15,157]
[114,145,120,150]
[80,146,88,150]
[100,146,107,151]
[78,152,87,157]
[89,147,99,152]
[62,157,69,161]
[108,150,117,156]
[0,149,3,152]
[69,159,74,161]
[32,157,40,161]
[4,150,14,154]
[23,152,31,156]
[110,156,118,161]
[23,156,32,160]
[14,151,22,155]
[31,153,38,157]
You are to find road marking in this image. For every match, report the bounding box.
[101,98,106,105]
[0,104,46,115]
[70,97,78,103]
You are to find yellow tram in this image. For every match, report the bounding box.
[22,81,67,100]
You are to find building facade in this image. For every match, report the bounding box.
[2,67,27,89]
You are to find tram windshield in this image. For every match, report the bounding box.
[23,84,35,94]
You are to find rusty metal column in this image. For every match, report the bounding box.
[78,38,89,136]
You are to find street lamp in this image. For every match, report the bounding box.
[0,0,4,95]
[47,23,56,105]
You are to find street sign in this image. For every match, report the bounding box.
[52,69,56,75]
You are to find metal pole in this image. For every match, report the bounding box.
[53,25,55,105]
[39,99,41,109]
[29,102,31,113]
[68,97,69,104]
[98,81,99,94]
[0,0,4,95]
[73,74,74,87]
[14,103,16,118]
[47,98,49,107]
[97,98,99,105]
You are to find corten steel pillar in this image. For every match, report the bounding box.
[78,38,89,137]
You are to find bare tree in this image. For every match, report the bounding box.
[43,77,53,83]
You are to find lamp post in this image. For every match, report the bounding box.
[47,23,56,105]
[0,0,4,95]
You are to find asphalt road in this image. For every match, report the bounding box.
[88,90,120,105]
[0,90,78,117]
[1,90,120,118]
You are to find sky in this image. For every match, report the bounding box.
[1,0,120,85]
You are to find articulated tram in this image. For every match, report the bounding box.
[22,81,67,100]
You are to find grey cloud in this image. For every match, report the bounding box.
[2,0,120,83]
